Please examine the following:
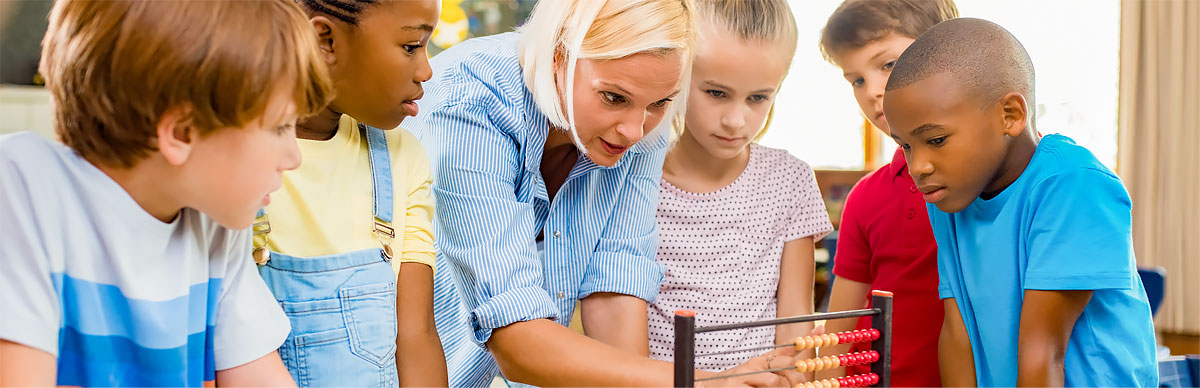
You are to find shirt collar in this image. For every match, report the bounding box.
[888,147,909,182]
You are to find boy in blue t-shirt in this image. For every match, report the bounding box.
[881,18,1157,386]
[0,0,333,386]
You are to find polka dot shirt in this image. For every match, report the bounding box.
[648,143,833,371]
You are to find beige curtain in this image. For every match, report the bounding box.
[1118,0,1200,335]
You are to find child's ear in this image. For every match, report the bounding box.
[155,105,196,166]
[310,16,338,67]
[999,92,1028,137]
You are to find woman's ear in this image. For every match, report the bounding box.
[552,46,567,95]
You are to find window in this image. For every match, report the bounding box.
[763,0,1121,170]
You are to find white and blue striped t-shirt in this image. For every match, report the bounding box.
[406,32,671,387]
[0,132,290,387]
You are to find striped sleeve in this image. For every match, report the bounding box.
[425,99,559,345]
[579,145,667,302]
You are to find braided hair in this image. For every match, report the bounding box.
[297,0,377,25]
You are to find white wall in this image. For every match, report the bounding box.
[0,86,53,139]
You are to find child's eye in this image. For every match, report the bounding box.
[850,78,864,88]
[900,143,911,151]
[705,90,727,98]
[748,94,769,104]
[927,136,947,146]
[650,98,672,108]
[883,61,896,71]
[402,44,423,54]
[275,123,295,135]
[602,91,627,105]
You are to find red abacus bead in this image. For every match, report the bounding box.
[868,329,880,340]
[868,374,880,385]
[855,332,867,342]
[837,332,849,344]
[868,351,880,362]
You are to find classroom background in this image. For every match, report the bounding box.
[1,0,1196,372]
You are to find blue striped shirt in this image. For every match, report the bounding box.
[406,32,670,387]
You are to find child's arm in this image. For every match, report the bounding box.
[211,229,296,387]
[0,167,59,387]
[394,137,448,386]
[1015,289,1092,387]
[816,277,871,380]
[0,340,55,386]
[395,262,448,386]
[776,237,817,381]
[489,318,804,387]
[213,352,295,387]
[776,237,817,349]
[939,298,977,386]
[817,180,874,380]
[580,292,650,356]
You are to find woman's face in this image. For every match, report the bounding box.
[559,52,684,167]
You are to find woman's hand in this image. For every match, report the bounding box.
[696,324,827,387]
[696,349,809,388]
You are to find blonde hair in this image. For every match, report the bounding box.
[686,0,798,142]
[40,0,334,168]
[519,0,696,153]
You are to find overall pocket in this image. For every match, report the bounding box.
[340,282,398,368]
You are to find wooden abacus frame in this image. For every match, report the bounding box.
[673,290,893,388]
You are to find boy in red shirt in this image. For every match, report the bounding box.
[816,1,957,386]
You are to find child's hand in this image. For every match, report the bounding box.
[809,323,826,337]
[697,351,804,388]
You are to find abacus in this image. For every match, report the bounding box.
[673,290,893,388]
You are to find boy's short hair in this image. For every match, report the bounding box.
[886,18,1035,111]
[819,0,959,63]
[40,0,334,168]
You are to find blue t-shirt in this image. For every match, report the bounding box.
[929,134,1157,386]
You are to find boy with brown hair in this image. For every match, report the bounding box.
[0,0,333,386]
[817,1,957,386]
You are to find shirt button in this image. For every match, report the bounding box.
[552,231,561,238]
[909,184,918,193]
[907,208,916,219]
[556,292,565,299]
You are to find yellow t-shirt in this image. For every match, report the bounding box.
[259,115,436,274]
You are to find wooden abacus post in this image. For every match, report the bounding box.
[869,290,893,388]
[674,310,696,388]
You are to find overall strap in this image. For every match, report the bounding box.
[251,209,271,264]
[360,123,396,260]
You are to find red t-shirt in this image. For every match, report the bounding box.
[833,149,943,387]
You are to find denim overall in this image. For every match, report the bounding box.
[253,124,400,387]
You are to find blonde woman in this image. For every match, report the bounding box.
[406,1,801,387]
